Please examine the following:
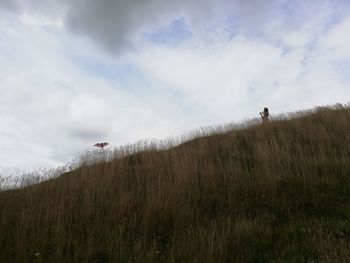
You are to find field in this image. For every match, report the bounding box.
[0,105,350,262]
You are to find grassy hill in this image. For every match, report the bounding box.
[1,105,350,262]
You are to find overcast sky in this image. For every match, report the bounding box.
[1,0,350,175]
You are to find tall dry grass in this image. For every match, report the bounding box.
[0,104,350,262]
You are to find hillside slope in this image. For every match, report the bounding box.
[1,106,350,262]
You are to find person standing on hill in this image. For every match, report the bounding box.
[260,107,269,124]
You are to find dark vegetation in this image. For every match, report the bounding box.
[0,105,350,262]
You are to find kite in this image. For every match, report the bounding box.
[94,142,109,149]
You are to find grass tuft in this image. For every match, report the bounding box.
[1,104,350,262]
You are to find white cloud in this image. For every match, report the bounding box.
[134,15,350,119]
[0,1,349,176]
[0,0,317,54]
[322,16,350,59]
[0,14,192,174]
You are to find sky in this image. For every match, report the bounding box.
[1,0,350,175]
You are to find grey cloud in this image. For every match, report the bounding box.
[63,0,350,54]
[64,0,188,53]
[5,0,346,53]
[2,0,349,53]
[0,0,18,12]
[63,0,284,53]
[1,0,287,53]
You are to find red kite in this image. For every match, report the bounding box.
[94,142,109,149]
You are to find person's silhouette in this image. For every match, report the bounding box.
[260,107,269,124]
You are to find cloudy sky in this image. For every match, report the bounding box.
[1,0,349,175]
